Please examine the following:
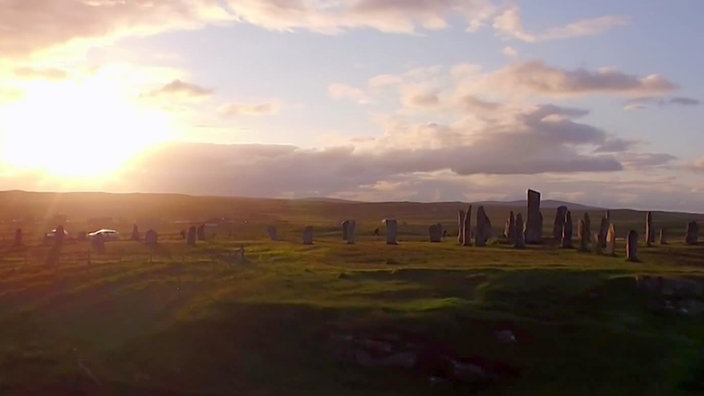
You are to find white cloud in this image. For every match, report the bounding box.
[328,83,372,104]
[501,46,518,57]
[217,101,280,116]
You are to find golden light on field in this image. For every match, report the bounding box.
[0,75,172,179]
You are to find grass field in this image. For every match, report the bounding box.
[1,191,703,395]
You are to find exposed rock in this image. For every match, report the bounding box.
[267,226,278,241]
[429,223,442,243]
[475,206,492,247]
[346,220,357,244]
[457,209,465,245]
[605,224,616,256]
[130,224,140,241]
[561,210,573,248]
[582,212,591,243]
[685,221,699,245]
[504,211,515,244]
[145,229,158,246]
[186,226,197,246]
[598,214,610,248]
[659,228,667,245]
[592,232,603,254]
[577,219,588,252]
[463,206,472,247]
[54,225,66,245]
[525,189,542,244]
[384,219,398,245]
[302,226,314,245]
[553,206,568,242]
[514,213,525,248]
[341,220,350,241]
[645,211,654,247]
[626,230,639,262]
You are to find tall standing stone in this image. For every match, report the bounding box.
[384,219,398,245]
[605,224,616,256]
[428,224,442,243]
[186,226,197,246]
[645,211,654,247]
[525,189,542,244]
[267,226,278,241]
[685,221,699,245]
[463,205,472,246]
[579,213,591,244]
[457,210,466,244]
[131,224,140,241]
[626,230,639,262]
[145,229,158,246]
[197,224,206,241]
[598,215,610,248]
[592,232,603,254]
[302,226,314,245]
[553,206,568,242]
[659,228,667,245]
[341,220,350,241]
[475,206,492,247]
[560,211,573,248]
[504,211,516,244]
[514,213,525,248]
[92,233,105,253]
[577,219,588,251]
[54,225,66,244]
[346,220,357,244]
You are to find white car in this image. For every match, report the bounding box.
[87,229,120,241]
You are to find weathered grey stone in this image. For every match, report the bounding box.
[659,228,667,245]
[145,229,158,246]
[605,224,616,256]
[577,219,588,252]
[645,211,654,247]
[266,226,278,241]
[197,224,206,241]
[514,213,525,248]
[428,223,442,243]
[685,221,699,245]
[302,226,314,245]
[341,220,350,241]
[561,210,573,248]
[592,232,603,254]
[475,206,492,247]
[186,226,197,246]
[384,219,398,245]
[457,210,466,244]
[553,206,568,242]
[463,205,472,246]
[578,213,591,244]
[626,230,639,262]
[346,220,357,244]
[525,189,542,244]
[131,224,140,241]
[504,211,515,244]
[598,215,610,248]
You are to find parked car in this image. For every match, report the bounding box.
[87,229,120,241]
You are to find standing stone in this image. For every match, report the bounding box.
[553,206,568,242]
[605,224,616,256]
[186,226,197,246]
[592,232,603,254]
[577,219,588,251]
[131,224,140,241]
[54,225,66,244]
[685,221,699,245]
[598,215,610,248]
[645,211,654,247]
[525,189,542,244]
[428,224,442,243]
[626,230,639,262]
[514,213,525,248]
[302,226,314,245]
[463,205,472,246]
[659,228,667,245]
[341,220,350,241]
[504,211,516,244]
[561,211,573,248]
[14,228,22,246]
[266,226,278,241]
[346,220,357,244]
[579,213,591,244]
[384,219,398,245]
[197,224,206,241]
[457,210,466,244]
[475,206,492,247]
[92,233,105,253]
[145,229,158,246]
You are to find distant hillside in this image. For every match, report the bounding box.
[476,199,603,211]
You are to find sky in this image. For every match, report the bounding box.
[0,0,703,211]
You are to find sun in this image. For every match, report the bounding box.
[0,75,172,179]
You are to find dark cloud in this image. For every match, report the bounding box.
[143,79,212,98]
[623,96,699,110]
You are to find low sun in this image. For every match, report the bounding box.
[0,76,172,179]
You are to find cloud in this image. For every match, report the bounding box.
[14,67,67,81]
[501,46,518,57]
[686,157,704,173]
[217,101,280,116]
[401,86,440,108]
[623,96,700,110]
[479,60,676,96]
[493,5,627,43]
[143,79,212,99]
[328,83,372,104]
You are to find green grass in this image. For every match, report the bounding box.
[1,233,704,395]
